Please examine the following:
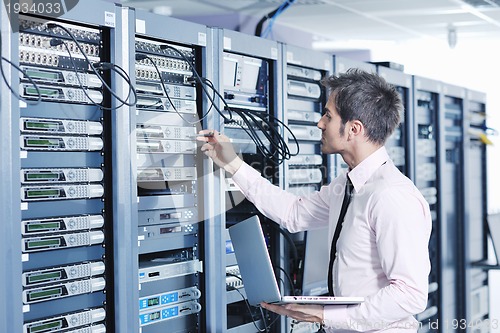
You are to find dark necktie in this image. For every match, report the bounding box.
[327,177,353,296]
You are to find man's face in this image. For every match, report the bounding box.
[317,94,348,154]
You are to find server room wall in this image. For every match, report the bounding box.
[0,1,495,332]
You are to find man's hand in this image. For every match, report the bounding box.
[197,129,243,175]
[260,302,324,323]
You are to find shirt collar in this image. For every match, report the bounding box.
[347,146,390,193]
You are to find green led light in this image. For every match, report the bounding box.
[25,69,59,81]
[28,287,62,301]
[26,189,60,197]
[25,121,60,130]
[26,238,60,249]
[28,271,62,284]
[27,221,61,232]
[26,172,60,181]
[28,320,62,333]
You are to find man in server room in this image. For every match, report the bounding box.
[198,68,432,332]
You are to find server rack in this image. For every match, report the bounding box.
[21,3,118,333]
[1,1,129,332]
[280,44,330,198]
[376,65,413,179]
[279,43,331,333]
[0,4,23,333]
[412,76,441,332]
[209,27,284,332]
[439,83,467,330]
[464,89,490,332]
[130,8,209,333]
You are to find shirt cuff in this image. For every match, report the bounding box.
[323,305,349,331]
[231,162,261,195]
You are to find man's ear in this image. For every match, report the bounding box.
[349,120,364,139]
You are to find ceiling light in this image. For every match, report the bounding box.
[312,39,397,51]
[152,6,172,16]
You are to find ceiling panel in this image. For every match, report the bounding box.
[120,0,500,47]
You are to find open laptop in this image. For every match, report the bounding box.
[228,215,364,306]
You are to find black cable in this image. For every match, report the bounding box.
[266,222,299,273]
[228,190,237,209]
[158,44,232,122]
[227,283,267,332]
[268,313,282,331]
[158,43,300,165]
[0,31,42,105]
[226,272,271,332]
[221,105,299,165]
[243,108,299,164]
[255,0,294,37]
[53,38,136,110]
[135,52,210,124]
[198,76,233,123]
[97,61,137,108]
[276,266,296,297]
[55,39,101,107]
[259,306,270,332]
[196,77,216,117]
[45,22,136,108]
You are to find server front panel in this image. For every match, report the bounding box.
[134,34,204,332]
[18,14,110,333]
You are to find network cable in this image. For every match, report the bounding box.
[276,266,296,297]
[53,37,136,110]
[262,0,298,38]
[159,43,300,165]
[226,273,269,332]
[45,22,137,109]
[50,38,101,108]
[266,221,299,275]
[135,52,213,124]
[159,44,231,122]
[255,0,297,38]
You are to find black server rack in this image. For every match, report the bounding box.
[1,4,24,332]
[376,65,413,178]
[211,28,283,332]
[11,2,123,332]
[0,5,24,332]
[282,46,328,199]
[131,9,208,333]
[465,89,490,333]
[0,2,143,332]
[412,76,441,332]
[439,83,466,330]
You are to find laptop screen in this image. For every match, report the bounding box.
[228,215,283,306]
